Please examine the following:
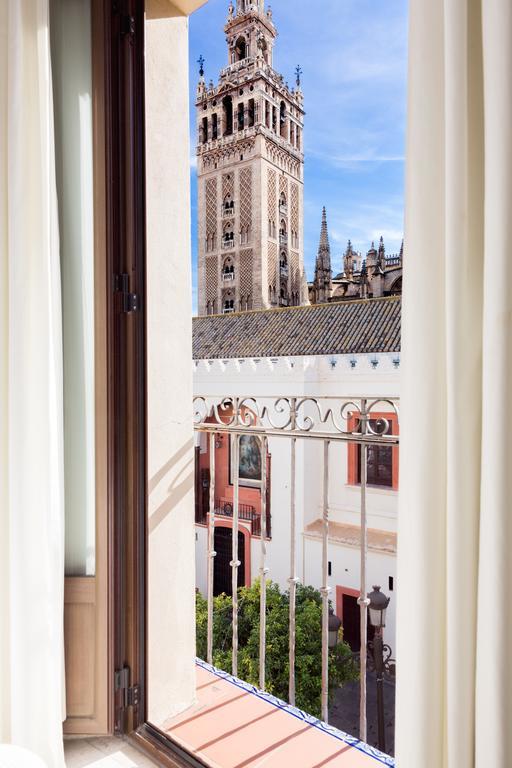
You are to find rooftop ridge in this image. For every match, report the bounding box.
[194,294,400,321]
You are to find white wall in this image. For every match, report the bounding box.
[303,537,397,649]
[146,4,198,727]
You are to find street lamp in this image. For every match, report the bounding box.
[328,606,342,649]
[367,586,390,753]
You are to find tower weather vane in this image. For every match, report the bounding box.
[198,55,205,78]
[295,65,303,87]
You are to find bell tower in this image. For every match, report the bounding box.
[196,2,306,315]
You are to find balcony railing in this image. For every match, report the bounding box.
[222,271,235,282]
[279,234,288,246]
[195,498,271,538]
[222,207,234,218]
[222,239,235,250]
[193,394,399,740]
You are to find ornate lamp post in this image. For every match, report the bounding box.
[367,585,390,753]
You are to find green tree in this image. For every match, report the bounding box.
[196,580,358,718]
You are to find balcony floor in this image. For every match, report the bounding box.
[164,661,394,768]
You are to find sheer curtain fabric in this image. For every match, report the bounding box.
[0,1,66,767]
[396,1,512,766]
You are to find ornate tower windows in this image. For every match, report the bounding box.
[235,36,247,61]
[201,116,208,144]
[222,256,235,281]
[279,220,287,245]
[222,95,233,136]
[279,192,287,214]
[280,251,288,277]
[222,288,236,313]
[212,113,218,140]
[223,194,234,217]
[248,98,255,127]
[222,222,235,248]
[265,100,270,128]
[237,102,245,131]
[280,101,287,139]
[290,122,295,147]
[272,105,277,133]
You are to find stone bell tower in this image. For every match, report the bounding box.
[196,0,305,316]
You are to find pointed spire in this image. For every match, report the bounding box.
[399,238,404,261]
[314,207,332,303]
[317,207,330,255]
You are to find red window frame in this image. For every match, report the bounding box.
[347,412,399,490]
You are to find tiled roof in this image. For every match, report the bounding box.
[192,296,401,359]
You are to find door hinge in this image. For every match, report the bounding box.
[115,273,139,314]
[120,14,135,38]
[115,666,141,709]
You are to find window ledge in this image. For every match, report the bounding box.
[345,484,398,496]
[163,659,394,767]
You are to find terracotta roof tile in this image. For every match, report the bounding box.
[193,296,401,359]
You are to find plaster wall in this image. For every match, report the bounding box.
[145,5,203,727]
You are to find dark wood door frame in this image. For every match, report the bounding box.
[103,0,147,736]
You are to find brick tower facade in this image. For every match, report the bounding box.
[196,0,306,316]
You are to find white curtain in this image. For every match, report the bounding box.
[396,1,512,766]
[0,1,66,767]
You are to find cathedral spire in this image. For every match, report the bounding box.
[314,207,332,303]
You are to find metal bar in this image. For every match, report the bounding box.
[320,439,330,723]
[288,435,298,706]
[259,436,268,690]
[194,424,399,446]
[231,432,240,676]
[358,400,369,743]
[207,432,216,664]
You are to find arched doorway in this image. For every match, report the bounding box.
[214,528,246,596]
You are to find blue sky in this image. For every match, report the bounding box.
[189,0,408,311]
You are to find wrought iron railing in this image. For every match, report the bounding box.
[195,498,271,538]
[193,394,399,740]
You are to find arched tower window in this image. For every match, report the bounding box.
[279,192,287,212]
[223,194,234,215]
[280,251,288,276]
[280,101,287,139]
[222,256,235,280]
[201,116,208,144]
[237,102,245,131]
[235,36,247,62]
[223,222,234,246]
[223,96,233,136]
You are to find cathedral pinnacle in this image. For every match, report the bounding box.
[314,208,332,303]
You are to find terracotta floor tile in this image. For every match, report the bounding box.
[165,665,391,768]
